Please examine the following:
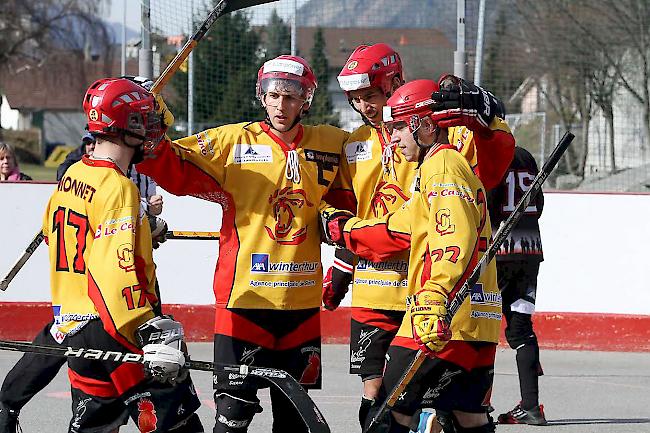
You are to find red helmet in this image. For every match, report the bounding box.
[337,43,403,97]
[83,77,157,140]
[383,79,439,133]
[256,55,318,105]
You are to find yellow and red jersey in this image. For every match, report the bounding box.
[42,157,157,350]
[328,118,513,311]
[138,121,349,311]
[332,124,417,310]
[449,119,515,191]
[330,144,501,346]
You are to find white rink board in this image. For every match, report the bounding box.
[1,183,649,315]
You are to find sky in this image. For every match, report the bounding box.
[107,0,309,41]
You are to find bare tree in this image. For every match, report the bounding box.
[557,0,650,152]
[0,0,112,132]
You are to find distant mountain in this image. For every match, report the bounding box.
[297,0,499,43]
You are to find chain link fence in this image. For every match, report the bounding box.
[148,0,650,192]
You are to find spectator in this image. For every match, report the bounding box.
[56,132,96,181]
[0,142,32,181]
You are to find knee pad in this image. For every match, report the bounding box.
[170,413,204,432]
[435,410,456,433]
[359,396,374,430]
[213,392,262,433]
[453,419,495,433]
[505,312,536,349]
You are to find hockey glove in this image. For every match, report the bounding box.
[136,315,186,384]
[322,248,354,311]
[409,289,451,355]
[154,94,175,130]
[320,208,354,247]
[429,74,505,136]
[148,215,168,249]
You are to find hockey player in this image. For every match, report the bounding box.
[322,78,509,433]
[324,43,514,429]
[136,55,349,433]
[488,146,547,425]
[39,77,202,432]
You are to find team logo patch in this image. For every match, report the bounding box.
[435,208,455,236]
[117,243,136,272]
[347,60,358,70]
[233,144,272,164]
[345,140,372,163]
[137,398,158,433]
[265,187,313,245]
[371,180,410,217]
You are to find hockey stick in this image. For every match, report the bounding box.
[0,229,220,291]
[365,131,575,433]
[166,230,220,240]
[0,339,330,433]
[0,230,45,291]
[150,0,279,94]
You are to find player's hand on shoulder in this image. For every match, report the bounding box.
[429,74,505,135]
[136,315,186,384]
[408,289,451,355]
[320,208,354,247]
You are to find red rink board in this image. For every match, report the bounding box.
[1,303,649,352]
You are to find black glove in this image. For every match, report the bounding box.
[148,215,168,249]
[320,208,354,247]
[429,74,505,134]
[121,75,154,91]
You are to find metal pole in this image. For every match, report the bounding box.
[188,0,194,135]
[290,0,297,56]
[454,0,466,79]
[473,0,486,85]
[121,0,127,75]
[541,112,547,166]
[139,0,153,79]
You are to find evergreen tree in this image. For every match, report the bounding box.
[170,8,263,134]
[306,27,339,126]
[482,7,523,113]
[263,9,290,60]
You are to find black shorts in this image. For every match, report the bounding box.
[497,260,540,318]
[349,308,403,377]
[381,343,495,416]
[65,320,201,432]
[213,308,322,390]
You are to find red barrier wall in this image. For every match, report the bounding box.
[2,303,649,352]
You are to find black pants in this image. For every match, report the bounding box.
[0,320,66,412]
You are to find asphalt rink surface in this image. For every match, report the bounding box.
[1,343,649,432]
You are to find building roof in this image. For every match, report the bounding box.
[1,52,138,111]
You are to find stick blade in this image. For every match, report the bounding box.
[223,0,280,14]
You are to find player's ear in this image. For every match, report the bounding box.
[421,116,435,134]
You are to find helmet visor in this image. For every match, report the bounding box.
[260,78,308,100]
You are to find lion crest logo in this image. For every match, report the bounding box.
[265,187,313,245]
[371,181,409,217]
